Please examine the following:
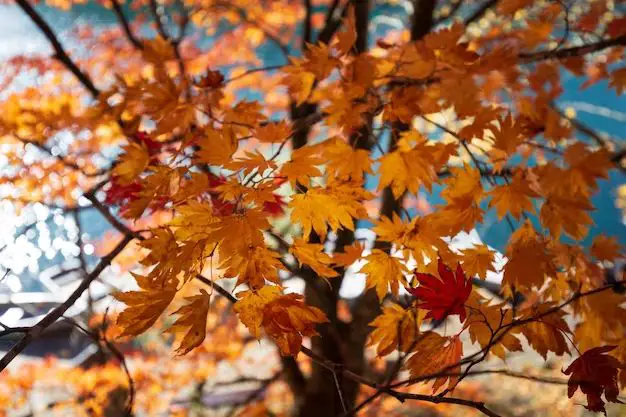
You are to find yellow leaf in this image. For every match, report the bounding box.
[378,131,455,198]
[360,249,408,300]
[461,245,496,280]
[234,285,282,338]
[222,246,283,290]
[333,5,356,55]
[302,42,340,80]
[333,242,364,267]
[373,213,407,243]
[112,142,150,184]
[253,121,292,143]
[114,273,177,337]
[290,186,366,240]
[282,61,316,105]
[166,289,211,355]
[279,146,323,188]
[225,150,277,174]
[368,303,422,357]
[441,164,483,204]
[195,126,237,166]
[322,137,372,181]
[262,293,328,356]
[290,238,338,278]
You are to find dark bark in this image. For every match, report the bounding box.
[294,1,438,416]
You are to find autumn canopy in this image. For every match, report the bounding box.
[0,0,626,416]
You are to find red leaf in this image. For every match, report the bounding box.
[563,346,625,415]
[407,259,472,322]
[263,194,286,217]
[105,177,143,205]
[134,131,163,155]
[197,69,225,89]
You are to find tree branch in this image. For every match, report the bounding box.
[464,0,499,26]
[520,34,626,63]
[303,0,313,48]
[0,233,133,373]
[110,0,144,50]
[15,0,100,98]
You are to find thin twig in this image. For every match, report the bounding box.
[15,0,99,98]
[0,234,133,373]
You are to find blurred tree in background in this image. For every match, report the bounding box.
[1,0,626,416]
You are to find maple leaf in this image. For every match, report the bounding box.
[114,273,177,337]
[368,303,422,357]
[487,113,525,170]
[234,286,282,338]
[540,194,594,241]
[441,165,483,205]
[225,150,276,174]
[360,249,408,300]
[396,41,436,80]
[518,305,571,360]
[222,245,283,290]
[279,146,323,188]
[333,5,356,56]
[564,144,613,197]
[332,241,364,267]
[289,186,366,240]
[563,346,626,414]
[461,245,497,280]
[261,293,328,356]
[195,126,237,166]
[591,235,622,262]
[166,289,211,355]
[253,121,292,143]
[488,170,540,220]
[373,213,407,243]
[105,178,142,206]
[322,137,372,181]
[112,141,150,185]
[503,221,556,290]
[210,209,269,260]
[222,101,265,132]
[407,259,472,322]
[262,194,286,217]
[377,131,456,198]
[465,294,523,359]
[290,238,338,278]
[196,69,224,89]
[282,61,316,105]
[404,332,463,393]
[302,42,340,80]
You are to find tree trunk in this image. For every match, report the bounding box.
[294,2,436,416]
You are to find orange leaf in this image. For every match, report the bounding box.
[166,289,211,355]
[404,332,463,393]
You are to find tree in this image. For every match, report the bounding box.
[1,0,626,416]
